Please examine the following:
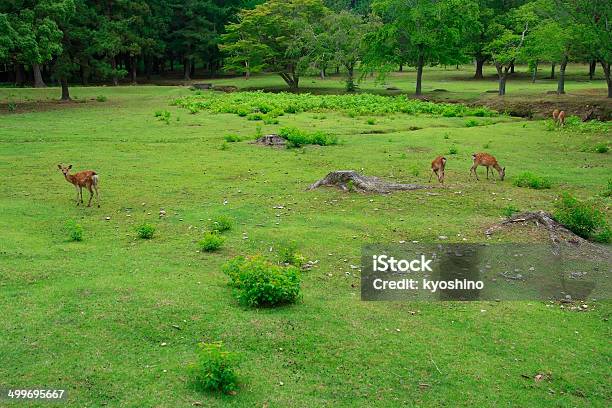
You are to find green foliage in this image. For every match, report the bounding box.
[277,242,306,267]
[554,193,610,243]
[224,134,242,143]
[223,256,301,307]
[594,143,609,154]
[602,180,612,198]
[199,232,224,252]
[7,102,17,112]
[189,342,238,394]
[279,127,338,148]
[501,205,520,218]
[136,224,155,239]
[513,172,551,190]
[448,145,458,155]
[65,220,83,242]
[96,95,107,102]
[465,119,480,127]
[154,110,171,124]
[219,142,229,151]
[208,216,233,233]
[366,118,376,125]
[175,91,497,118]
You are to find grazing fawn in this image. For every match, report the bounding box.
[58,164,100,207]
[470,153,505,181]
[552,109,559,122]
[429,156,447,183]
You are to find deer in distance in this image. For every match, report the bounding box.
[470,153,505,181]
[57,164,100,207]
[552,109,566,126]
[429,156,447,184]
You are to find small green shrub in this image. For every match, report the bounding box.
[224,134,242,142]
[277,242,305,267]
[65,220,83,242]
[443,133,450,140]
[513,172,551,190]
[594,143,609,153]
[136,223,155,239]
[465,119,480,127]
[208,216,233,233]
[154,110,171,124]
[366,118,376,125]
[247,112,263,121]
[199,232,224,251]
[8,102,17,112]
[279,127,337,148]
[263,116,279,125]
[501,205,520,218]
[223,256,301,307]
[189,342,238,394]
[448,145,458,155]
[553,193,610,242]
[96,95,107,102]
[219,142,229,151]
[602,179,612,198]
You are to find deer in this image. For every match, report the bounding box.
[428,156,447,184]
[470,153,505,181]
[57,164,100,207]
[552,109,559,122]
[557,110,566,127]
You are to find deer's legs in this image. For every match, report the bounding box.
[429,169,437,183]
[75,185,80,205]
[439,170,444,183]
[470,164,479,180]
[486,167,490,179]
[93,184,100,207]
[87,186,94,207]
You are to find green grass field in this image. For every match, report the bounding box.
[0,68,610,407]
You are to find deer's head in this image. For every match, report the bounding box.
[58,164,72,177]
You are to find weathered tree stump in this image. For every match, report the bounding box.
[253,134,286,147]
[308,170,429,193]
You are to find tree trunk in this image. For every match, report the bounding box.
[111,57,118,86]
[557,55,568,94]
[550,62,555,79]
[600,61,611,98]
[60,78,70,101]
[335,65,340,74]
[510,62,515,74]
[399,63,403,72]
[415,48,424,96]
[496,63,507,96]
[244,60,250,79]
[14,64,24,86]
[589,60,596,80]
[33,63,46,87]
[531,61,538,83]
[320,68,325,79]
[130,56,137,84]
[474,57,485,79]
[346,65,355,92]
[279,71,299,90]
[184,58,191,81]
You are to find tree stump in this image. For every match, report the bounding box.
[308,170,429,193]
[253,134,286,147]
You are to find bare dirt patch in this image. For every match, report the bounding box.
[253,134,287,147]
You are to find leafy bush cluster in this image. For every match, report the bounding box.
[277,242,305,267]
[223,256,301,307]
[173,91,497,118]
[189,342,238,394]
[279,127,338,148]
[546,116,611,134]
[154,110,171,124]
[65,220,83,242]
[554,193,610,243]
[224,134,242,142]
[513,172,552,190]
[136,223,155,239]
[199,216,233,252]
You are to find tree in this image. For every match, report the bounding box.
[317,10,370,90]
[222,0,329,90]
[366,0,479,96]
[0,13,15,62]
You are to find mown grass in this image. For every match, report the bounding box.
[0,82,610,407]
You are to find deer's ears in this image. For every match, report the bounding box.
[57,164,62,169]
[68,165,72,169]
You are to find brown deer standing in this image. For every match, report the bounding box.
[552,109,559,122]
[58,164,100,207]
[470,153,505,181]
[557,110,566,126]
[429,156,447,183]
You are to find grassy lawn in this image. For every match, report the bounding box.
[0,78,610,407]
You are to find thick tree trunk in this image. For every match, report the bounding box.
[399,63,403,72]
[60,78,70,101]
[33,63,46,87]
[589,60,596,80]
[335,65,340,74]
[184,58,192,81]
[279,70,299,90]
[474,57,486,79]
[320,68,325,79]
[510,62,515,74]
[346,65,355,92]
[111,57,118,86]
[557,56,568,94]
[600,61,611,98]
[415,48,424,96]
[496,63,508,96]
[550,62,555,79]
